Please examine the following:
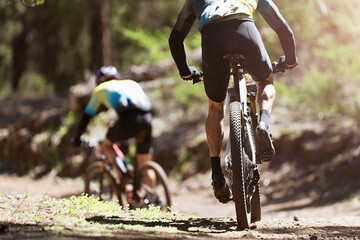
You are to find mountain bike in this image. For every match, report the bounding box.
[82,139,172,211]
[193,54,283,229]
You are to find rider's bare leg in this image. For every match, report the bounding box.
[255,73,276,121]
[255,73,276,162]
[136,153,156,188]
[206,98,230,202]
[205,98,225,158]
[101,138,122,178]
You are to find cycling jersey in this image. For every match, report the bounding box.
[173,0,286,33]
[84,80,152,116]
[169,0,296,78]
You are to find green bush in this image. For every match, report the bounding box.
[172,79,206,110]
[116,26,172,66]
[18,71,55,97]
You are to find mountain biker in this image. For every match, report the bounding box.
[169,0,298,203]
[71,66,155,185]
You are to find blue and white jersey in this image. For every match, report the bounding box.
[84,80,152,116]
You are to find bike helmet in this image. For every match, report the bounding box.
[95,66,120,86]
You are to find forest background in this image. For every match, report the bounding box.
[1,0,360,116]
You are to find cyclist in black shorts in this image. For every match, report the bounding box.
[169,0,298,203]
[72,66,155,185]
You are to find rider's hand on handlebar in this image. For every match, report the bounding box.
[273,56,298,73]
[181,66,203,82]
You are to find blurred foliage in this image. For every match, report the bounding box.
[0,0,183,97]
[172,80,205,110]
[18,71,55,97]
[114,26,172,66]
[269,0,360,118]
[0,0,359,119]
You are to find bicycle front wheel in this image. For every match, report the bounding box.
[229,101,251,230]
[84,161,119,202]
[133,161,172,211]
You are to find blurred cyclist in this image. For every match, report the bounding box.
[72,66,155,185]
[169,0,298,203]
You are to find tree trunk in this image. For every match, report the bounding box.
[11,13,28,91]
[90,0,112,72]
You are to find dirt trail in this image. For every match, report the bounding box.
[0,95,359,238]
[0,173,359,239]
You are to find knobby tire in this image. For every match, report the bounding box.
[229,101,251,230]
[135,161,172,211]
[84,161,123,206]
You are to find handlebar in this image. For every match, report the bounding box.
[192,70,204,84]
[193,77,203,84]
[272,56,298,73]
[191,59,290,85]
[84,139,100,148]
[74,138,101,149]
[272,61,286,74]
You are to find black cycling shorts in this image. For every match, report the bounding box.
[201,18,272,103]
[106,110,152,154]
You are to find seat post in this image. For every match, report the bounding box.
[223,54,245,102]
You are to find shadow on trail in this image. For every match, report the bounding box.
[87,215,238,233]
[257,225,360,239]
[0,222,174,240]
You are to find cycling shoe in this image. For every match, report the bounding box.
[212,174,231,204]
[256,122,275,162]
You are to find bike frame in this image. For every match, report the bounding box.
[83,139,172,210]
[224,54,258,167]
[223,54,261,229]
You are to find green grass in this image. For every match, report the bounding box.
[0,193,183,228]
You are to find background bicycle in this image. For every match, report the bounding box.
[82,139,172,211]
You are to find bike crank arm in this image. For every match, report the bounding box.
[247,167,260,200]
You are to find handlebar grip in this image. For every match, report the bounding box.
[272,62,285,73]
[192,72,204,84]
[193,78,203,84]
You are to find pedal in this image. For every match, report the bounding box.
[225,154,232,173]
[219,194,233,204]
[219,197,233,204]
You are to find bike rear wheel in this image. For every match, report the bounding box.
[133,161,172,211]
[229,101,251,230]
[84,161,120,203]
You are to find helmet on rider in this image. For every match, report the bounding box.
[95,66,120,86]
